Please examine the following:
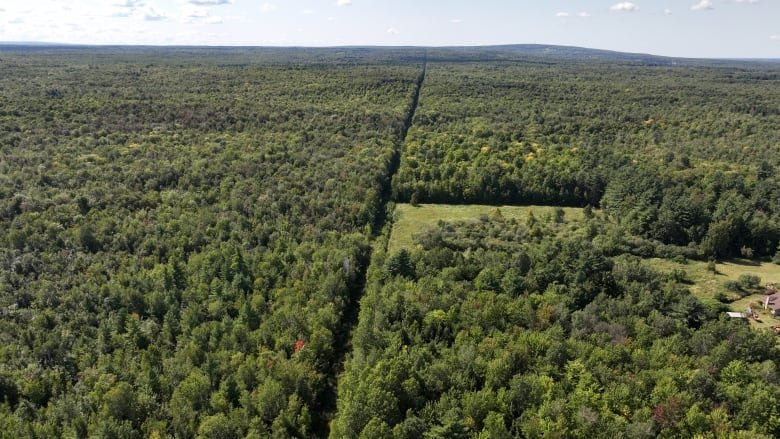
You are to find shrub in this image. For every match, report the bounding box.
[738,274,761,291]
[669,268,689,284]
[713,291,730,303]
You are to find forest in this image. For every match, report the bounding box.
[333,211,780,438]
[0,46,779,438]
[392,61,780,259]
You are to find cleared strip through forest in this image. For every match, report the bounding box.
[315,61,427,437]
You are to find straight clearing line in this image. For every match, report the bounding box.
[321,62,427,438]
[388,203,585,253]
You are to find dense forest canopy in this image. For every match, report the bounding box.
[392,61,780,259]
[333,213,780,438]
[0,46,779,438]
[0,48,423,437]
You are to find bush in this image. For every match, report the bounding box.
[724,281,743,293]
[668,268,689,284]
[738,274,761,291]
[410,191,420,207]
[713,291,731,303]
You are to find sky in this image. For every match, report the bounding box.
[0,1,778,58]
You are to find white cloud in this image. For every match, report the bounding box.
[300,9,315,15]
[690,0,713,11]
[336,0,352,6]
[115,0,145,7]
[734,0,758,3]
[577,11,591,17]
[9,17,24,24]
[664,8,673,15]
[112,0,145,18]
[179,3,228,25]
[183,6,209,19]
[188,0,231,5]
[451,18,463,23]
[610,2,639,12]
[555,12,569,17]
[386,27,399,35]
[144,7,167,21]
[771,35,779,40]
[260,3,275,13]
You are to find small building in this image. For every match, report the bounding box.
[726,312,747,319]
[763,293,780,316]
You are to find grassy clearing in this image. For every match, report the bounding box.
[388,203,585,254]
[645,258,780,331]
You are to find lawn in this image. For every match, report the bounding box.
[645,258,780,331]
[388,203,585,253]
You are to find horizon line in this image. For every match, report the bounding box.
[1,41,778,62]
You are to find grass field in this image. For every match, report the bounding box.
[646,258,780,331]
[388,203,585,253]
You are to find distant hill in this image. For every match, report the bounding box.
[0,42,775,65]
[470,44,676,62]
[0,41,78,47]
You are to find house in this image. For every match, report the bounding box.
[763,293,780,316]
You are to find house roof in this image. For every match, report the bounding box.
[765,293,780,310]
[726,312,746,318]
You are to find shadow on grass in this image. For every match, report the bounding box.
[726,258,763,267]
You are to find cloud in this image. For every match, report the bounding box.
[664,8,673,15]
[260,3,275,13]
[184,7,209,19]
[182,6,210,23]
[690,0,713,11]
[555,12,569,17]
[300,9,314,15]
[144,7,167,21]
[114,0,145,7]
[336,0,352,6]
[188,0,231,5]
[451,18,463,23]
[113,0,145,18]
[8,17,24,24]
[610,2,639,12]
[771,35,779,40]
[386,27,399,35]
[577,11,591,17]
[181,4,227,24]
[734,0,758,3]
